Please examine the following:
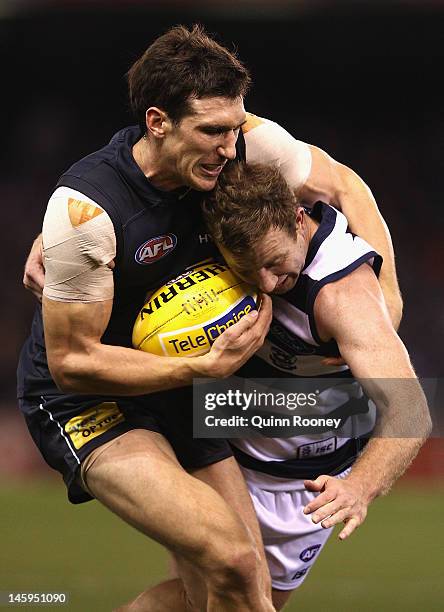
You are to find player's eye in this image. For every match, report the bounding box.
[201,127,224,135]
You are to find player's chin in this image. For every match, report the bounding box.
[190,168,221,191]
[188,177,218,192]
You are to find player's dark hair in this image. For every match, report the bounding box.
[202,162,299,257]
[127,24,251,131]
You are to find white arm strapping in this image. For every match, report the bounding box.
[244,116,312,191]
[42,187,116,302]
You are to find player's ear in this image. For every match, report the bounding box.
[145,107,170,139]
[295,206,305,230]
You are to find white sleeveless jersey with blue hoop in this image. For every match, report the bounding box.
[258,201,382,377]
[231,202,383,473]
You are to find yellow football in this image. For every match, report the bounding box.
[132,260,258,357]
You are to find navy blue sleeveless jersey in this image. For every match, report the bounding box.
[18,125,245,399]
[232,203,383,479]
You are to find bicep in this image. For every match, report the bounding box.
[43,296,114,385]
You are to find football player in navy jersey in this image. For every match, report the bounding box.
[202,162,431,609]
[20,24,406,611]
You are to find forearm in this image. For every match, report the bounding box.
[53,342,205,395]
[44,296,207,395]
[45,294,272,396]
[347,379,431,501]
[333,168,402,329]
[346,436,426,503]
[301,146,403,329]
[23,233,45,301]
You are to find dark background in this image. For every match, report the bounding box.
[1,0,443,406]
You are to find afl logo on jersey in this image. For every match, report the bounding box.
[135,234,177,265]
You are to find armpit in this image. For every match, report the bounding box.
[42,187,116,302]
[243,114,312,190]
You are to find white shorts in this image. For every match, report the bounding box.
[241,466,351,591]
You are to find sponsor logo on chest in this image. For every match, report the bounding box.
[135,234,177,265]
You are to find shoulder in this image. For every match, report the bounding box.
[314,263,387,342]
[316,263,383,314]
[42,187,116,303]
[43,187,115,250]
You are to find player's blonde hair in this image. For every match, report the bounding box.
[202,162,299,257]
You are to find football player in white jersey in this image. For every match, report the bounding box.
[202,161,431,609]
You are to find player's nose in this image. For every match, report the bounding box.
[257,268,278,294]
[217,131,237,160]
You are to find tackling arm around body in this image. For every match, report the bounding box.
[298,145,402,330]
[302,264,431,540]
[23,234,45,302]
[244,117,403,330]
[43,293,272,396]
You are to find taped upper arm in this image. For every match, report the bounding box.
[42,187,116,302]
[243,113,312,190]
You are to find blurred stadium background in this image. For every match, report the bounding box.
[1,1,443,610]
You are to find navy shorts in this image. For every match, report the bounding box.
[19,387,232,504]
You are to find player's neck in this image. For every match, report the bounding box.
[302,215,319,245]
[133,136,183,192]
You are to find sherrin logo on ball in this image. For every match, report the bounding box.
[132,260,258,357]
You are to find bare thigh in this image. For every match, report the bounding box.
[164,457,272,607]
[82,429,255,566]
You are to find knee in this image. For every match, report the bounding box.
[207,543,261,594]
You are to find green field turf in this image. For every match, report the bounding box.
[1,480,443,611]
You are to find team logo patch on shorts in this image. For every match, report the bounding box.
[65,402,125,449]
[299,544,322,563]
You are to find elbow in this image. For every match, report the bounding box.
[49,367,78,394]
[55,375,79,394]
[48,355,92,394]
[396,293,404,320]
[333,161,365,201]
[423,411,433,440]
[414,403,433,442]
[388,293,404,331]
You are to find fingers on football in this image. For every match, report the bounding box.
[257,294,272,322]
[224,309,259,340]
[224,295,271,343]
